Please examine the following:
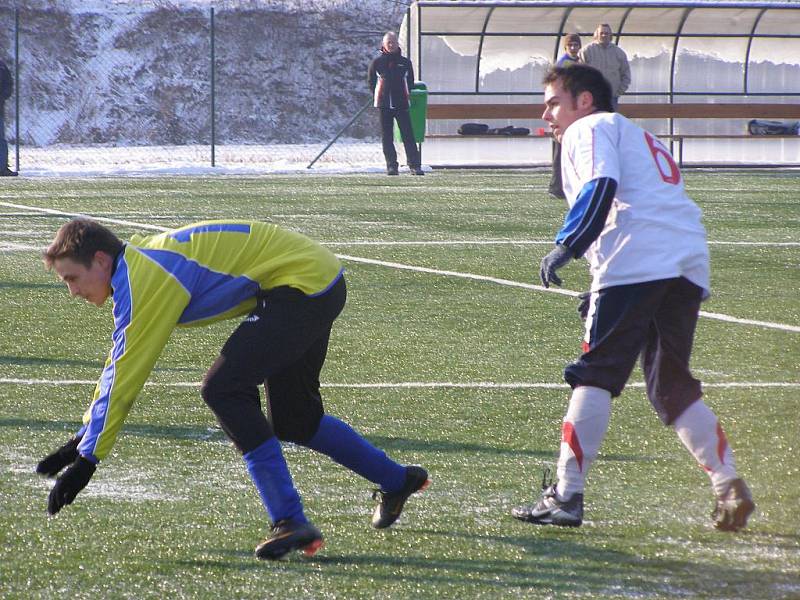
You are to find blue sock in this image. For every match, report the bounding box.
[243,437,307,524]
[304,415,406,492]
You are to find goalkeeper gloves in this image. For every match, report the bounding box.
[36,435,82,477]
[539,244,573,288]
[47,456,96,515]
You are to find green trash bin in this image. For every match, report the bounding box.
[394,82,428,144]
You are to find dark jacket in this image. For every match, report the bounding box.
[368,48,414,110]
[0,60,12,103]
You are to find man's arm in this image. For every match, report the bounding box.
[556,177,618,258]
[405,58,415,95]
[618,48,631,96]
[539,177,617,288]
[367,58,377,92]
[77,249,189,463]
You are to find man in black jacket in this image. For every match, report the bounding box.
[0,59,17,176]
[368,32,423,176]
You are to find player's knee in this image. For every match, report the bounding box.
[200,365,231,411]
[272,408,324,444]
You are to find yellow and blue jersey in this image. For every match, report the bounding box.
[77,221,343,462]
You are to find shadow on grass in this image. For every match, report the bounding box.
[168,529,786,596]
[0,282,63,290]
[3,419,661,464]
[0,355,103,369]
[369,435,659,463]
[0,354,202,373]
[0,418,226,442]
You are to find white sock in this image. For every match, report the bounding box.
[673,399,738,496]
[556,386,612,497]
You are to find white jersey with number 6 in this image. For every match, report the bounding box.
[561,112,710,297]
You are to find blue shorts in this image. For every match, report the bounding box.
[564,277,703,425]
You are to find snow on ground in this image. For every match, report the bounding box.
[9,142,396,177]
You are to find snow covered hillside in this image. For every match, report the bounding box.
[0,1,406,147]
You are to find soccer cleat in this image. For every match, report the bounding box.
[712,478,754,532]
[0,168,18,177]
[371,465,430,529]
[387,165,399,176]
[411,167,425,176]
[512,469,583,527]
[255,519,324,560]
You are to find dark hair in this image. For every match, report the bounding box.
[543,64,614,113]
[43,218,123,269]
[563,33,581,48]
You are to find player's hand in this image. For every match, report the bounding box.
[47,456,96,515]
[36,435,82,477]
[539,244,573,288]
[577,291,591,321]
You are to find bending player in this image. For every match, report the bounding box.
[36,218,429,559]
[512,65,754,532]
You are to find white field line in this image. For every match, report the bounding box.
[326,240,800,247]
[0,201,168,232]
[339,254,800,333]
[337,253,577,297]
[1,378,798,389]
[0,242,41,251]
[3,200,799,333]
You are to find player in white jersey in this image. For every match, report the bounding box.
[511,64,754,532]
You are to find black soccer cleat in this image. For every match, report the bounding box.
[712,478,755,532]
[255,519,324,560]
[411,167,425,176]
[387,165,399,176]
[512,468,583,527]
[371,465,430,529]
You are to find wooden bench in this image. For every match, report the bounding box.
[426,103,800,120]
[425,103,800,165]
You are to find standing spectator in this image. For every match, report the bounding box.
[36,218,430,560]
[0,58,17,177]
[557,33,582,67]
[512,65,754,532]
[579,24,631,110]
[549,33,582,198]
[368,32,424,176]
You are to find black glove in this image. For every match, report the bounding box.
[47,456,96,515]
[36,435,82,477]
[577,291,591,321]
[539,244,573,288]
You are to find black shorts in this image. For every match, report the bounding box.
[202,274,346,451]
[564,277,703,425]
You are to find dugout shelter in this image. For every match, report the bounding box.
[399,0,800,167]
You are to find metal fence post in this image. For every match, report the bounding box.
[210,7,215,167]
[14,7,19,171]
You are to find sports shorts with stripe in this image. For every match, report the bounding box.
[564,276,704,425]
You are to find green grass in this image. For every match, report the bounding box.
[1,170,798,599]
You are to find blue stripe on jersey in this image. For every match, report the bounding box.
[139,248,260,323]
[79,254,133,461]
[169,223,251,243]
[556,177,617,258]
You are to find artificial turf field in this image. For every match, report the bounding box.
[0,170,798,599]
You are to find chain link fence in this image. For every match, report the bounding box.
[0,1,411,174]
